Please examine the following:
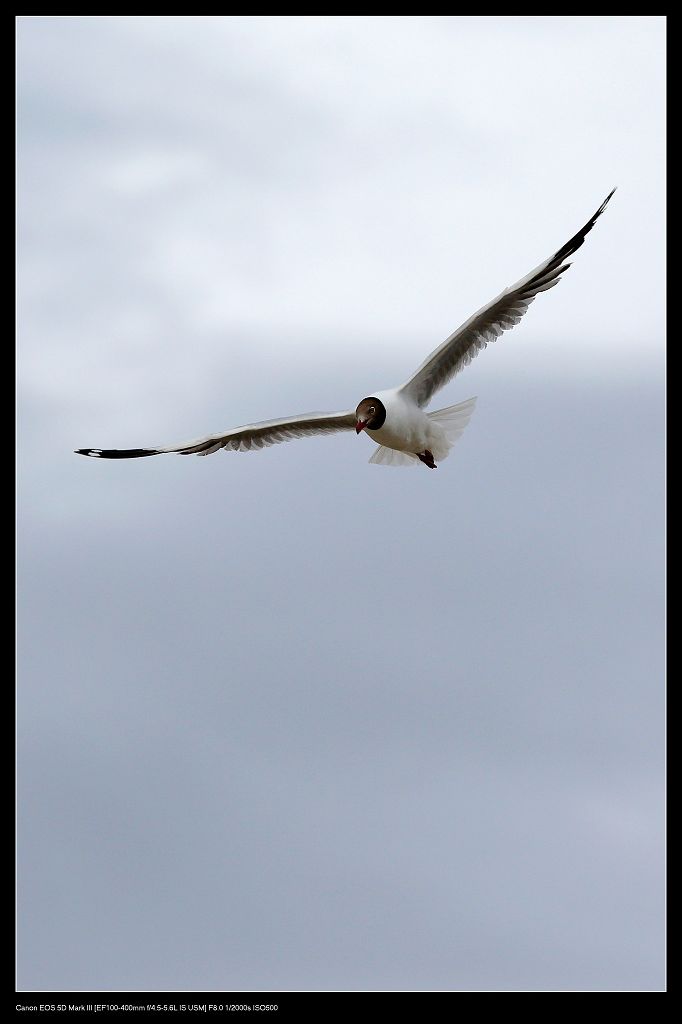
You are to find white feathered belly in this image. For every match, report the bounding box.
[364,393,477,466]
[368,418,444,455]
[365,391,449,458]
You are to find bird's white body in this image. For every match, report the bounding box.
[366,390,433,454]
[364,389,475,466]
[76,191,615,470]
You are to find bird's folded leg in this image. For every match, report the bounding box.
[417,450,437,469]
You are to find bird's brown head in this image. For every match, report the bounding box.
[355,397,386,434]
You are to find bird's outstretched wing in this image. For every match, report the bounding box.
[400,189,616,408]
[76,409,357,458]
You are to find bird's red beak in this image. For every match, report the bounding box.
[356,420,367,434]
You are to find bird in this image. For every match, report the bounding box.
[76,190,615,470]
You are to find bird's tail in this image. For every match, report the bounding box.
[427,396,477,440]
[368,446,419,467]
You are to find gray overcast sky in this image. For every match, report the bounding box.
[17,16,664,992]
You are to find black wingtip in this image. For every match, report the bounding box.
[75,448,159,459]
[598,187,617,214]
[585,188,617,231]
[544,188,617,273]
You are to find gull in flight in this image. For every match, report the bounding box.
[77,190,615,470]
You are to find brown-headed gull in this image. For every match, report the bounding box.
[77,190,615,469]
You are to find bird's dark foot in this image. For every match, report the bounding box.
[417,450,437,469]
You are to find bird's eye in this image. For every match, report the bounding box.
[369,406,375,415]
